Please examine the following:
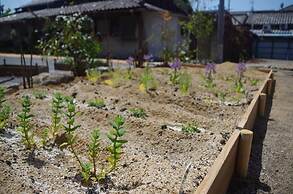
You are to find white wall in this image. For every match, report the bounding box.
[97,11,183,59]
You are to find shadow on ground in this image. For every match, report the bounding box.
[227,87,274,194]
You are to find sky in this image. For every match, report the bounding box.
[1,0,293,11]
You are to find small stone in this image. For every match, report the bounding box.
[220,139,226,145]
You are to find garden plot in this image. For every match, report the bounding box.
[0,62,267,193]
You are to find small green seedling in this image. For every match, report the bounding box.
[235,80,245,94]
[50,93,64,137]
[17,96,35,149]
[107,115,128,173]
[250,78,259,86]
[88,98,105,109]
[86,68,101,83]
[88,128,100,179]
[129,108,147,119]
[62,98,83,170]
[182,121,200,133]
[140,67,157,92]
[217,92,227,102]
[81,162,92,184]
[33,90,47,100]
[0,86,11,131]
[178,71,192,95]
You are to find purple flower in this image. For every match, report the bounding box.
[143,54,154,62]
[205,63,216,77]
[169,58,182,70]
[236,63,246,77]
[127,56,134,65]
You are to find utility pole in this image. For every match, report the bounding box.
[217,0,225,63]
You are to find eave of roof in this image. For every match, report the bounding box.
[0,0,143,23]
[251,29,293,37]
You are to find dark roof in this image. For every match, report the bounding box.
[0,0,143,23]
[0,0,188,23]
[246,11,293,25]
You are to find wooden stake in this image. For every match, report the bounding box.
[236,129,253,178]
[267,79,273,96]
[259,93,267,117]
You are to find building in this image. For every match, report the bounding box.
[232,5,293,60]
[0,0,191,59]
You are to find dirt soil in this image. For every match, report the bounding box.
[228,70,293,194]
[0,63,267,194]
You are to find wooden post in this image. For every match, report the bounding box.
[267,79,273,96]
[236,129,253,178]
[259,93,267,117]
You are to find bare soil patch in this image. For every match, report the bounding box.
[0,63,267,193]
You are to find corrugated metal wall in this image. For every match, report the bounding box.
[255,37,293,60]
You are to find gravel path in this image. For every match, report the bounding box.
[228,70,293,194]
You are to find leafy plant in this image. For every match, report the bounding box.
[17,96,35,149]
[88,128,100,179]
[88,98,105,109]
[182,121,200,133]
[178,71,192,95]
[139,67,157,92]
[169,58,182,85]
[33,90,47,100]
[86,68,101,83]
[107,115,128,173]
[0,86,11,131]
[129,108,147,119]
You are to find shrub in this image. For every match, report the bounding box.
[17,96,35,149]
[129,108,147,119]
[88,98,105,109]
[38,14,101,75]
[178,71,192,95]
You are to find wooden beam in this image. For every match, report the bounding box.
[194,130,240,194]
[236,129,253,178]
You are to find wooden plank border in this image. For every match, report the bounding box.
[194,69,274,194]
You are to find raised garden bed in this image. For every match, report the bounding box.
[0,62,268,193]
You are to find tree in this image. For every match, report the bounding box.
[181,11,214,61]
[38,13,101,75]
